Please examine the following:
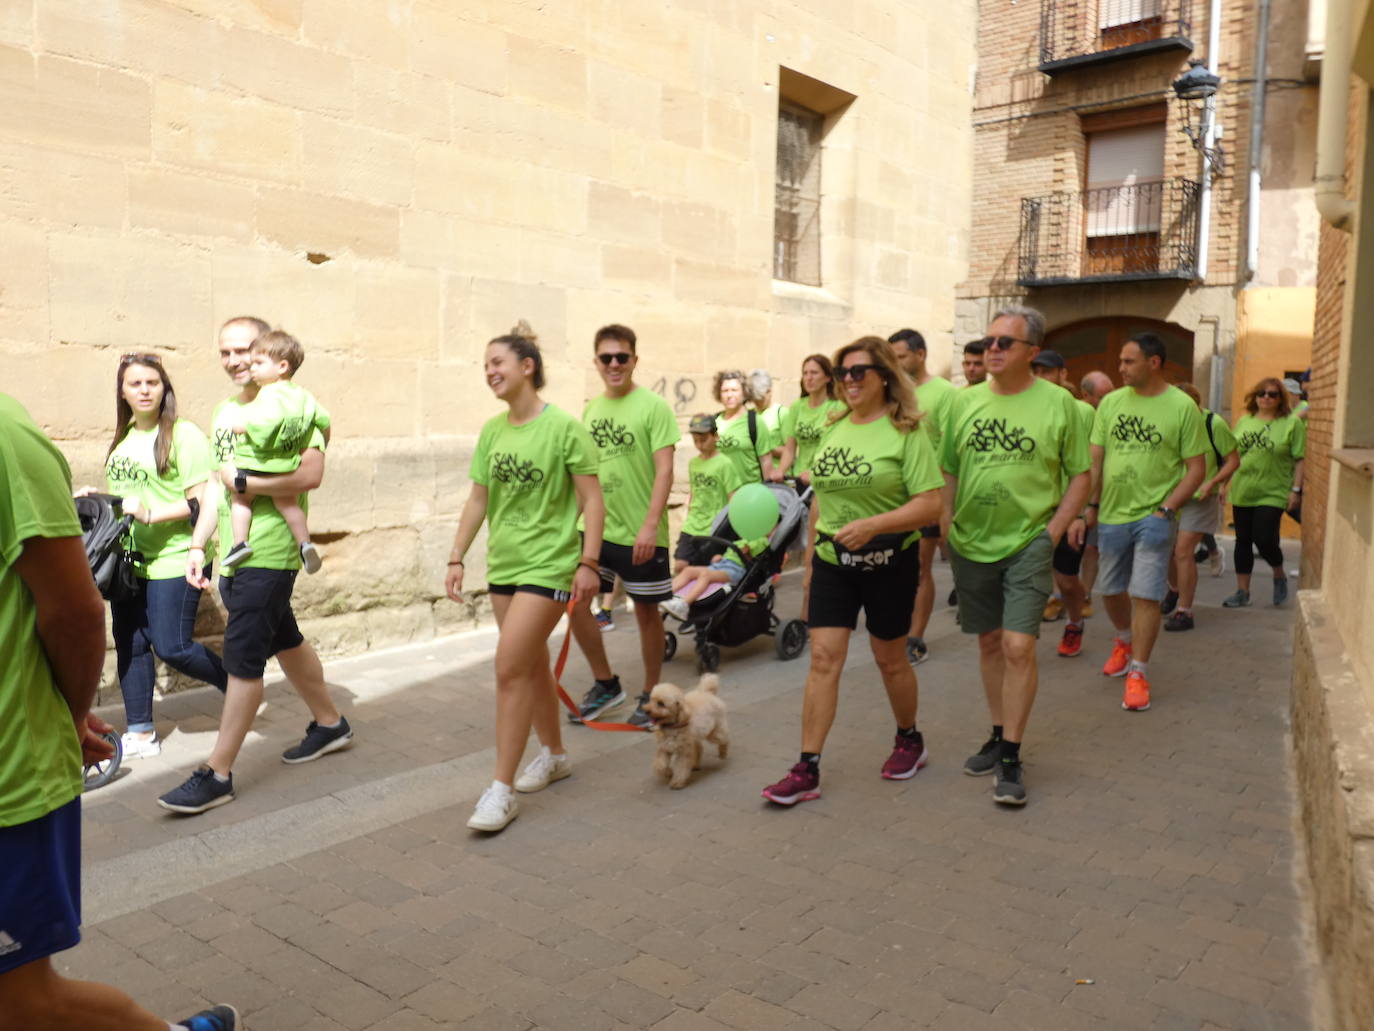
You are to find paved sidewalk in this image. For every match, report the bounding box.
[64,546,1319,1029]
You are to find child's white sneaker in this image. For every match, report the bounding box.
[300,541,323,574]
[661,596,689,620]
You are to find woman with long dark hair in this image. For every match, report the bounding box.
[82,353,226,757]
[1224,377,1305,608]
[445,324,605,833]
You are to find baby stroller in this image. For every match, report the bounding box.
[663,482,812,674]
[75,493,134,790]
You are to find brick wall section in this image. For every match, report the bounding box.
[1303,220,1347,586]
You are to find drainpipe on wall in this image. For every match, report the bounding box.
[1194,0,1223,280]
[1316,0,1356,230]
[1245,0,1272,279]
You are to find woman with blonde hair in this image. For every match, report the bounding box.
[1223,377,1304,608]
[762,337,943,806]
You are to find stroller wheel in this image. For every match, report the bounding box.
[775,619,809,661]
[663,631,678,661]
[696,641,721,674]
[83,730,123,791]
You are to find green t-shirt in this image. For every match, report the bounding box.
[781,397,844,477]
[581,388,680,548]
[1091,386,1207,525]
[914,376,958,451]
[105,419,214,579]
[0,394,84,827]
[682,452,747,536]
[213,395,327,576]
[472,404,599,591]
[940,379,1091,563]
[758,403,786,450]
[810,413,944,565]
[1196,408,1238,499]
[234,380,332,475]
[716,409,775,486]
[1067,398,1097,493]
[1230,414,1306,508]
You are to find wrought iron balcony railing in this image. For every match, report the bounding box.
[1017,178,1201,286]
[1039,0,1194,74]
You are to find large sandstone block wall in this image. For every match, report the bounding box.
[0,2,976,674]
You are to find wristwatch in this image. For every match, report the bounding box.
[233,472,248,494]
[1157,505,1176,520]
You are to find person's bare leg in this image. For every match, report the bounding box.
[998,630,1039,742]
[977,629,1006,724]
[801,540,816,622]
[207,674,263,776]
[229,493,253,546]
[633,599,664,694]
[276,641,341,725]
[681,568,729,606]
[908,537,937,639]
[871,635,918,727]
[272,496,311,545]
[491,592,566,785]
[1174,530,1202,610]
[0,959,169,1031]
[568,595,614,681]
[1054,570,1086,624]
[800,628,851,753]
[1103,592,1132,635]
[1130,597,1163,663]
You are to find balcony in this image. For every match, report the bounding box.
[1017,178,1201,287]
[1039,0,1194,75]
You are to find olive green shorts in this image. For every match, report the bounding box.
[948,532,1054,638]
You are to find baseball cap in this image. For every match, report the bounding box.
[1282,378,1302,395]
[1030,350,1066,369]
[688,414,717,434]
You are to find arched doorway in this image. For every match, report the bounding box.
[1045,317,1194,391]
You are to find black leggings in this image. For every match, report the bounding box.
[1232,505,1285,576]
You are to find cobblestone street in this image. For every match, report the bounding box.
[65,549,1318,1030]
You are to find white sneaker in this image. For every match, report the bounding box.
[300,541,323,574]
[120,731,161,759]
[1209,548,1226,577]
[466,785,519,832]
[514,747,572,793]
[661,596,689,620]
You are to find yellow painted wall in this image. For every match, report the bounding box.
[1233,287,1316,414]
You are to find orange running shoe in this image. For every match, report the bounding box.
[1122,670,1151,711]
[1057,623,1084,657]
[1102,637,1132,677]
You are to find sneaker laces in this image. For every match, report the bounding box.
[769,762,815,793]
[473,785,510,818]
[522,748,554,780]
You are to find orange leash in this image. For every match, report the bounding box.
[552,602,646,732]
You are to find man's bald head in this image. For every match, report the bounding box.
[1080,371,1114,407]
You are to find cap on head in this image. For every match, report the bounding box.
[689,413,718,434]
[1282,377,1302,395]
[1030,349,1066,370]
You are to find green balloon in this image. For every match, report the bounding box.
[728,483,780,540]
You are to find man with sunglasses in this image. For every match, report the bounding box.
[1071,334,1205,713]
[568,324,680,728]
[941,307,1090,806]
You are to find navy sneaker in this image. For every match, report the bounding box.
[157,767,234,814]
[625,693,654,731]
[1273,577,1289,606]
[570,676,625,723]
[177,1004,239,1030]
[282,717,354,764]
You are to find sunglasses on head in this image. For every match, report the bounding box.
[597,352,633,366]
[976,335,1032,352]
[120,351,162,365]
[1257,390,1283,399]
[834,364,881,381]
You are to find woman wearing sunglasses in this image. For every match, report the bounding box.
[77,353,227,758]
[1223,377,1305,607]
[761,338,943,807]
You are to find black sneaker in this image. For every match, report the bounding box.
[993,759,1027,806]
[157,766,234,814]
[947,589,958,607]
[1160,589,1179,615]
[282,717,354,764]
[570,677,625,723]
[177,1005,240,1031]
[1163,610,1194,632]
[625,693,654,731]
[906,637,929,666]
[962,736,1001,776]
[221,542,253,570]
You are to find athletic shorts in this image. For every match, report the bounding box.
[488,583,572,603]
[1179,495,1220,535]
[592,539,673,602]
[949,533,1053,638]
[219,568,305,679]
[1097,514,1175,602]
[919,524,941,540]
[1052,530,1084,577]
[0,797,81,974]
[707,556,747,585]
[674,532,714,564]
[807,546,919,641]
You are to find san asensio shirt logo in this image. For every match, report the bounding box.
[812,446,873,482]
[1110,414,1163,447]
[693,471,721,490]
[967,418,1037,460]
[491,451,545,488]
[214,427,237,464]
[106,455,150,484]
[1238,428,1274,453]
[588,418,636,455]
[275,417,309,454]
[795,421,825,443]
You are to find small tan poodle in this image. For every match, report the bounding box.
[644,673,730,789]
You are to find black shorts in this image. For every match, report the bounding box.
[1052,532,1084,576]
[674,532,713,564]
[807,546,920,641]
[594,539,673,601]
[488,583,572,603]
[0,797,81,974]
[219,568,305,679]
[919,524,941,540]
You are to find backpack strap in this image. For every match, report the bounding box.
[1205,411,1223,469]
[747,408,764,481]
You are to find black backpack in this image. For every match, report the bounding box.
[75,494,139,602]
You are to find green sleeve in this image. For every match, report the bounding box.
[239,387,291,448]
[0,401,81,565]
[903,426,946,496]
[1214,417,1238,456]
[737,535,770,557]
[173,421,213,488]
[780,403,797,444]
[939,395,962,477]
[1063,398,1091,477]
[1178,398,1207,460]
[470,422,493,487]
[564,420,600,476]
[648,397,681,452]
[314,398,332,435]
[1090,400,1108,448]
[1291,417,1307,460]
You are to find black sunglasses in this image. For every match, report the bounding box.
[597,352,633,366]
[1257,390,1282,399]
[834,364,881,381]
[976,335,1033,352]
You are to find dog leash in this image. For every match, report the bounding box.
[551,602,646,732]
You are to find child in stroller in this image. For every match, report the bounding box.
[661,482,811,672]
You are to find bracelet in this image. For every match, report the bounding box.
[1086,502,1100,509]
[577,559,600,574]
[188,545,205,553]
[447,560,464,567]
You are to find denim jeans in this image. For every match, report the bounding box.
[112,575,228,732]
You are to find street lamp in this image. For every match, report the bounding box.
[1173,59,1225,172]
